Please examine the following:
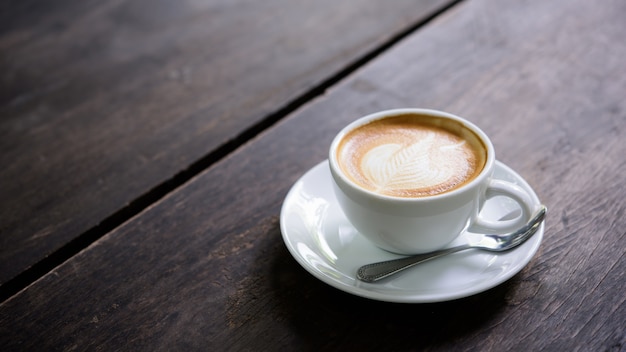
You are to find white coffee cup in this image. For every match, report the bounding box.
[329,108,536,254]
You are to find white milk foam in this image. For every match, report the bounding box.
[361,132,470,194]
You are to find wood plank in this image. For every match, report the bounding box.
[1,0,625,350]
[0,0,454,286]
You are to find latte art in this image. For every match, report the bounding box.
[337,114,487,197]
[362,133,470,194]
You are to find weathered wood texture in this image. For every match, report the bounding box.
[0,0,454,285]
[1,0,625,350]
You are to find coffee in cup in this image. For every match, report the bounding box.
[335,113,487,198]
[329,109,536,254]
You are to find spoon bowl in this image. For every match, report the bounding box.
[356,205,547,283]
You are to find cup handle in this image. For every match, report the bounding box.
[474,179,535,232]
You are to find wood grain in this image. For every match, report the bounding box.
[0,0,454,286]
[1,0,624,350]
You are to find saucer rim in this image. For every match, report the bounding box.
[279,160,544,303]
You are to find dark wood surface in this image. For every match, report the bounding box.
[1,0,625,351]
[0,0,453,287]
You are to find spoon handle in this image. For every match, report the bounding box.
[356,245,470,283]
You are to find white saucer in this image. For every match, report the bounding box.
[280,160,544,303]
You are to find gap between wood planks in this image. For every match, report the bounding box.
[0,0,465,304]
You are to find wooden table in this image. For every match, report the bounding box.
[1,0,624,350]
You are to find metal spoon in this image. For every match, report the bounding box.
[356,205,547,283]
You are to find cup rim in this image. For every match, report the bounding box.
[328,108,496,202]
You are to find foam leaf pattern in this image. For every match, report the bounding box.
[361,133,465,194]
